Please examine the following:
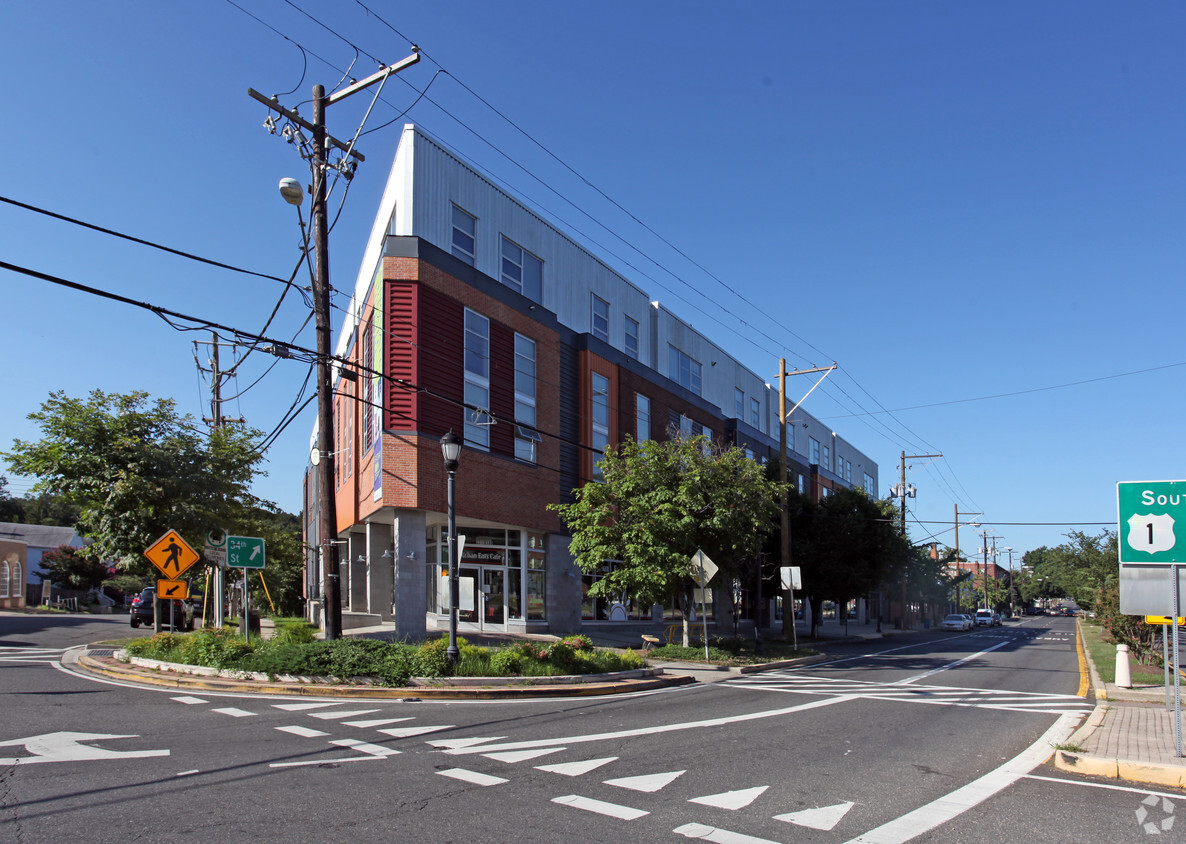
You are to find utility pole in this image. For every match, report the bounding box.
[776,360,836,644]
[249,51,420,640]
[953,506,982,613]
[893,451,941,628]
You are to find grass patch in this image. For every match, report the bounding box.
[1080,620,1164,686]
[1053,742,1086,753]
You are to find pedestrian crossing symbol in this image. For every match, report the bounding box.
[144,529,200,578]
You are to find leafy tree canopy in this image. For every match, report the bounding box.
[38,544,110,592]
[2,390,270,573]
[551,435,783,610]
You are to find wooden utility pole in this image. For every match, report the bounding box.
[776,360,836,642]
[249,50,420,640]
[895,450,941,628]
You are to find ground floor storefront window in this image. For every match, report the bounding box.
[425,525,546,629]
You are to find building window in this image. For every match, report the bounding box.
[750,397,761,430]
[679,414,693,439]
[636,394,650,442]
[668,345,702,395]
[500,236,542,302]
[0,560,8,599]
[734,388,744,419]
[836,455,844,479]
[864,473,875,494]
[809,437,820,466]
[846,461,853,483]
[745,448,755,461]
[624,316,639,360]
[464,309,490,450]
[452,205,476,265]
[514,333,538,463]
[798,475,806,494]
[591,372,610,480]
[822,445,831,472]
[591,295,609,342]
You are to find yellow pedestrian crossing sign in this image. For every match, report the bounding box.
[144,529,200,578]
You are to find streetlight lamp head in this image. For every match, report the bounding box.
[440,430,463,472]
[279,177,304,207]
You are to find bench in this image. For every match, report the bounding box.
[640,634,661,651]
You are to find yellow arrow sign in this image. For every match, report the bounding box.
[144,529,200,578]
[157,579,190,600]
[1146,616,1186,626]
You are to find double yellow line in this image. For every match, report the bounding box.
[1075,622,1090,698]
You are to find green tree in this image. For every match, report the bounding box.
[38,544,109,592]
[551,435,782,644]
[2,390,268,573]
[790,488,910,636]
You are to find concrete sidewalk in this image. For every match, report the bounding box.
[1053,622,1186,789]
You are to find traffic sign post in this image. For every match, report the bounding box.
[157,579,189,600]
[144,529,200,634]
[226,536,265,643]
[1118,480,1186,757]
[690,550,717,660]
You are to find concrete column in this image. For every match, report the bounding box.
[545,533,581,635]
[392,510,427,640]
[366,520,394,621]
[348,532,367,611]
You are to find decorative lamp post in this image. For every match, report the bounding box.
[441,431,463,665]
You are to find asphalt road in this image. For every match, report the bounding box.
[1,614,1182,843]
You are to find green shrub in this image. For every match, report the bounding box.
[413,637,452,677]
[558,634,595,652]
[271,622,317,646]
[489,648,525,675]
[124,632,186,661]
[546,641,579,673]
[454,648,493,677]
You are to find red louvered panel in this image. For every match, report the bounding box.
[489,321,514,456]
[418,285,464,438]
[384,280,417,430]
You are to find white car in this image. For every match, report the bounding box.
[940,613,972,631]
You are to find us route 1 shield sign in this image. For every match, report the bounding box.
[1117,480,1186,615]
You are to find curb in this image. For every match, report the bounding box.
[1053,749,1186,790]
[75,653,695,700]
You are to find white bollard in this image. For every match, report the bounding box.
[1116,643,1132,689]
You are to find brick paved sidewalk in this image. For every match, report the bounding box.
[1082,703,1186,767]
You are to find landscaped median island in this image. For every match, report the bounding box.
[118,625,648,687]
[645,637,819,667]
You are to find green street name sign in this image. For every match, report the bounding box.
[1118,480,1186,565]
[227,535,266,569]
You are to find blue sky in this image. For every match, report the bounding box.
[2,1,1183,567]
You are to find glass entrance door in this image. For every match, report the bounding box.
[457,565,506,630]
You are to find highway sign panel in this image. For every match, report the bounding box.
[1118,481,1186,615]
[157,579,190,600]
[144,530,200,578]
[1118,481,1186,564]
[227,535,266,569]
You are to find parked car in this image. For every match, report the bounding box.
[940,613,972,631]
[129,587,193,630]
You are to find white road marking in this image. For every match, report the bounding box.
[342,717,414,728]
[482,747,566,763]
[552,794,648,820]
[329,739,399,757]
[276,725,330,738]
[536,757,618,776]
[0,732,169,764]
[843,712,1081,844]
[171,696,208,705]
[444,695,854,756]
[307,708,382,720]
[1024,774,1186,799]
[604,770,686,792]
[689,785,769,810]
[210,707,255,718]
[897,641,1011,684]
[272,702,343,711]
[775,801,855,830]
[437,768,508,786]
[673,822,781,843]
[379,724,455,738]
[428,736,508,749]
[175,769,200,777]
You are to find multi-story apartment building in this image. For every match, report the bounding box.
[303,124,878,638]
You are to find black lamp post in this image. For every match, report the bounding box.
[441,430,463,665]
